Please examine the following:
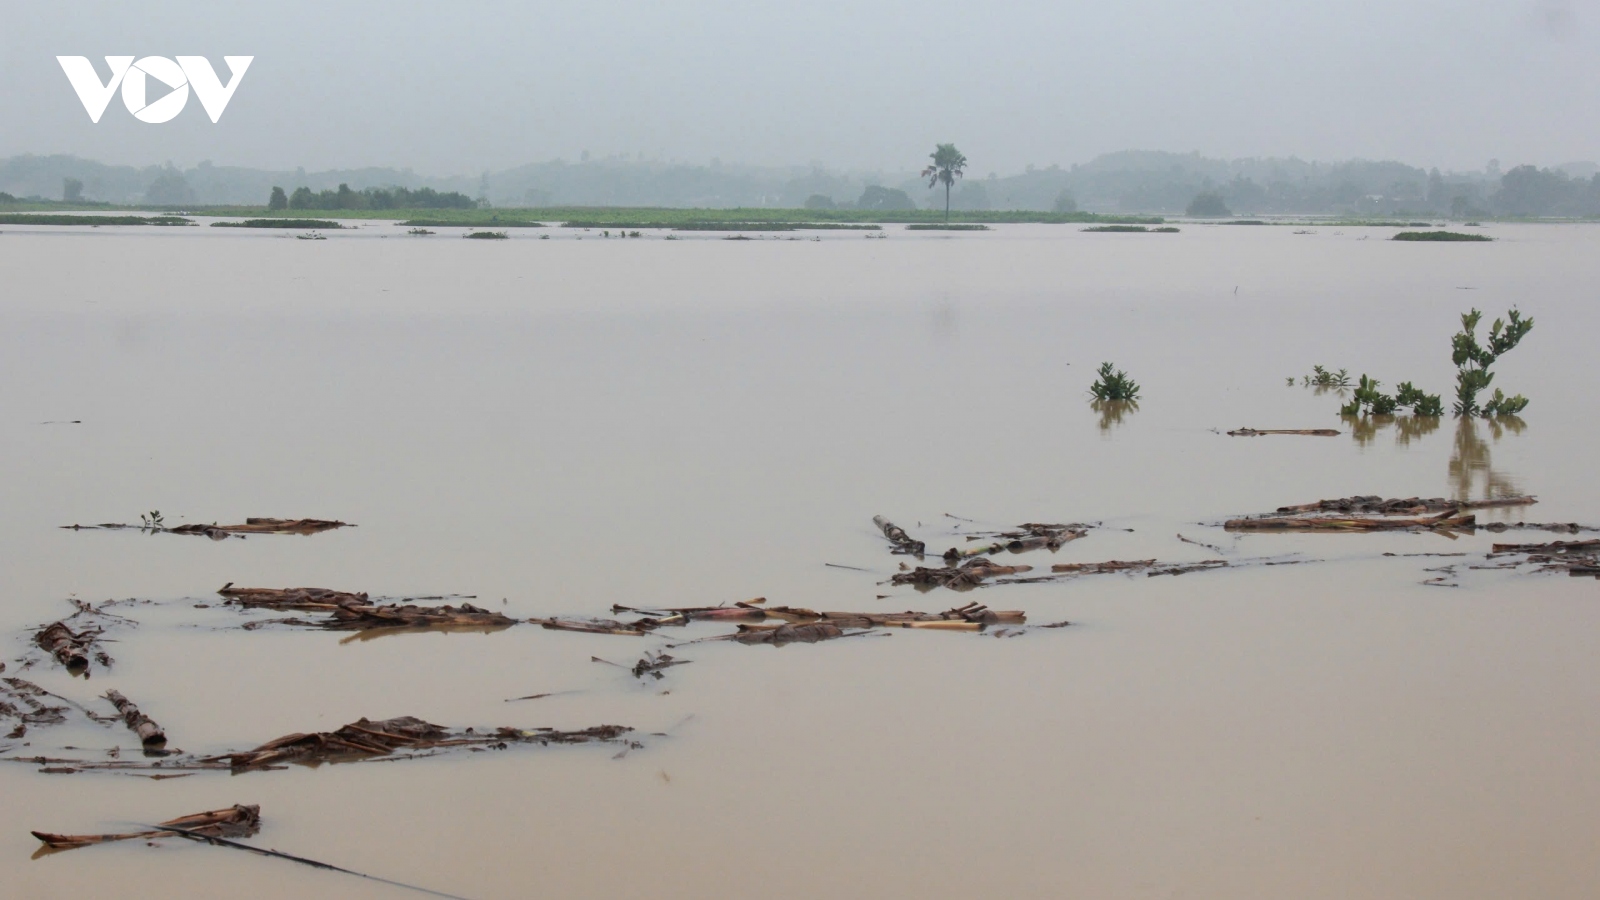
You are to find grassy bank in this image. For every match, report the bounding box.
[0,213,191,226]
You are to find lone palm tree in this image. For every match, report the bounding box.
[922,143,968,222]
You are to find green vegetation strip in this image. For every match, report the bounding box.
[905,223,989,231]
[213,219,346,229]
[464,231,508,239]
[0,214,192,226]
[1392,231,1493,242]
[402,219,543,228]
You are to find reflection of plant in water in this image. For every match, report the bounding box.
[1342,414,1441,447]
[1092,399,1139,432]
[1393,414,1441,446]
[1449,416,1525,501]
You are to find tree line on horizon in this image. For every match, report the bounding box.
[6,151,1600,217]
[268,183,476,210]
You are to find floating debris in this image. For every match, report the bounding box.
[32,622,102,672]
[213,716,634,771]
[530,617,651,636]
[873,516,926,556]
[593,651,691,680]
[33,804,260,851]
[104,690,166,747]
[943,523,1088,560]
[62,518,353,539]
[1274,495,1535,515]
[1226,509,1475,532]
[730,623,853,646]
[220,584,513,631]
[1,678,68,739]
[1490,538,1600,577]
[218,585,369,609]
[890,557,1033,590]
[1227,428,1341,437]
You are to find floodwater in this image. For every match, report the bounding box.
[2,221,1599,899]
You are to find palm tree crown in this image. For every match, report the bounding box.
[921,143,968,221]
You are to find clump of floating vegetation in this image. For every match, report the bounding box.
[905,223,989,231]
[1082,225,1180,233]
[0,214,192,226]
[1302,365,1351,387]
[1089,362,1141,401]
[1452,307,1533,417]
[1339,376,1444,418]
[464,231,508,240]
[213,219,346,229]
[1392,231,1493,242]
[407,228,434,235]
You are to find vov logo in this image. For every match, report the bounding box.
[57,56,253,123]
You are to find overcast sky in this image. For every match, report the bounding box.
[1,0,1595,175]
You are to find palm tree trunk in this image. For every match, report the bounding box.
[945,181,951,222]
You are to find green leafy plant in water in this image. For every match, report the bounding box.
[140,510,165,530]
[1451,308,1533,417]
[1089,362,1140,401]
[1301,365,1350,387]
[1339,376,1442,418]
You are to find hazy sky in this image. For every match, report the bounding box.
[2,0,1595,175]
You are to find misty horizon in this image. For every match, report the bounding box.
[3,1,1595,178]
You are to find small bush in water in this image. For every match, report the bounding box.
[1452,308,1532,417]
[1089,362,1140,401]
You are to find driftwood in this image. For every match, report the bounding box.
[218,585,368,609]
[610,603,768,623]
[749,600,1023,628]
[212,716,634,771]
[944,523,1088,560]
[104,690,166,746]
[1051,559,1157,575]
[64,518,352,538]
[178,518,352,535]
[325,602,514,631]
[1226,511,1475,532]
[33,804,260,851]
[1227,428,1341,437]
[1274,495,1536,515]
[220,585,511,631]
[891,557,1032,590]
[873,516,926,556]
[33,622,97,671]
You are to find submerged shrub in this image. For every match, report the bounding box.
[1089,362,1140,401]
[1452,308,1533,417]
[1339,375,1442,418]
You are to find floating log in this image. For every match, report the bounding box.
[218,585,370,609]
[1051,559,1157,574]
[104,690,165,747]
[530,617,650,636]
[1274,495,1535,514]
[33,804,260,851]
[212,716,633,771]
[326,602,515,631]
[33,623,94,671]
[1225,512,1475,532]
[1227,428,1341,436]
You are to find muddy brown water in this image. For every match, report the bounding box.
[3,221,1599,898]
